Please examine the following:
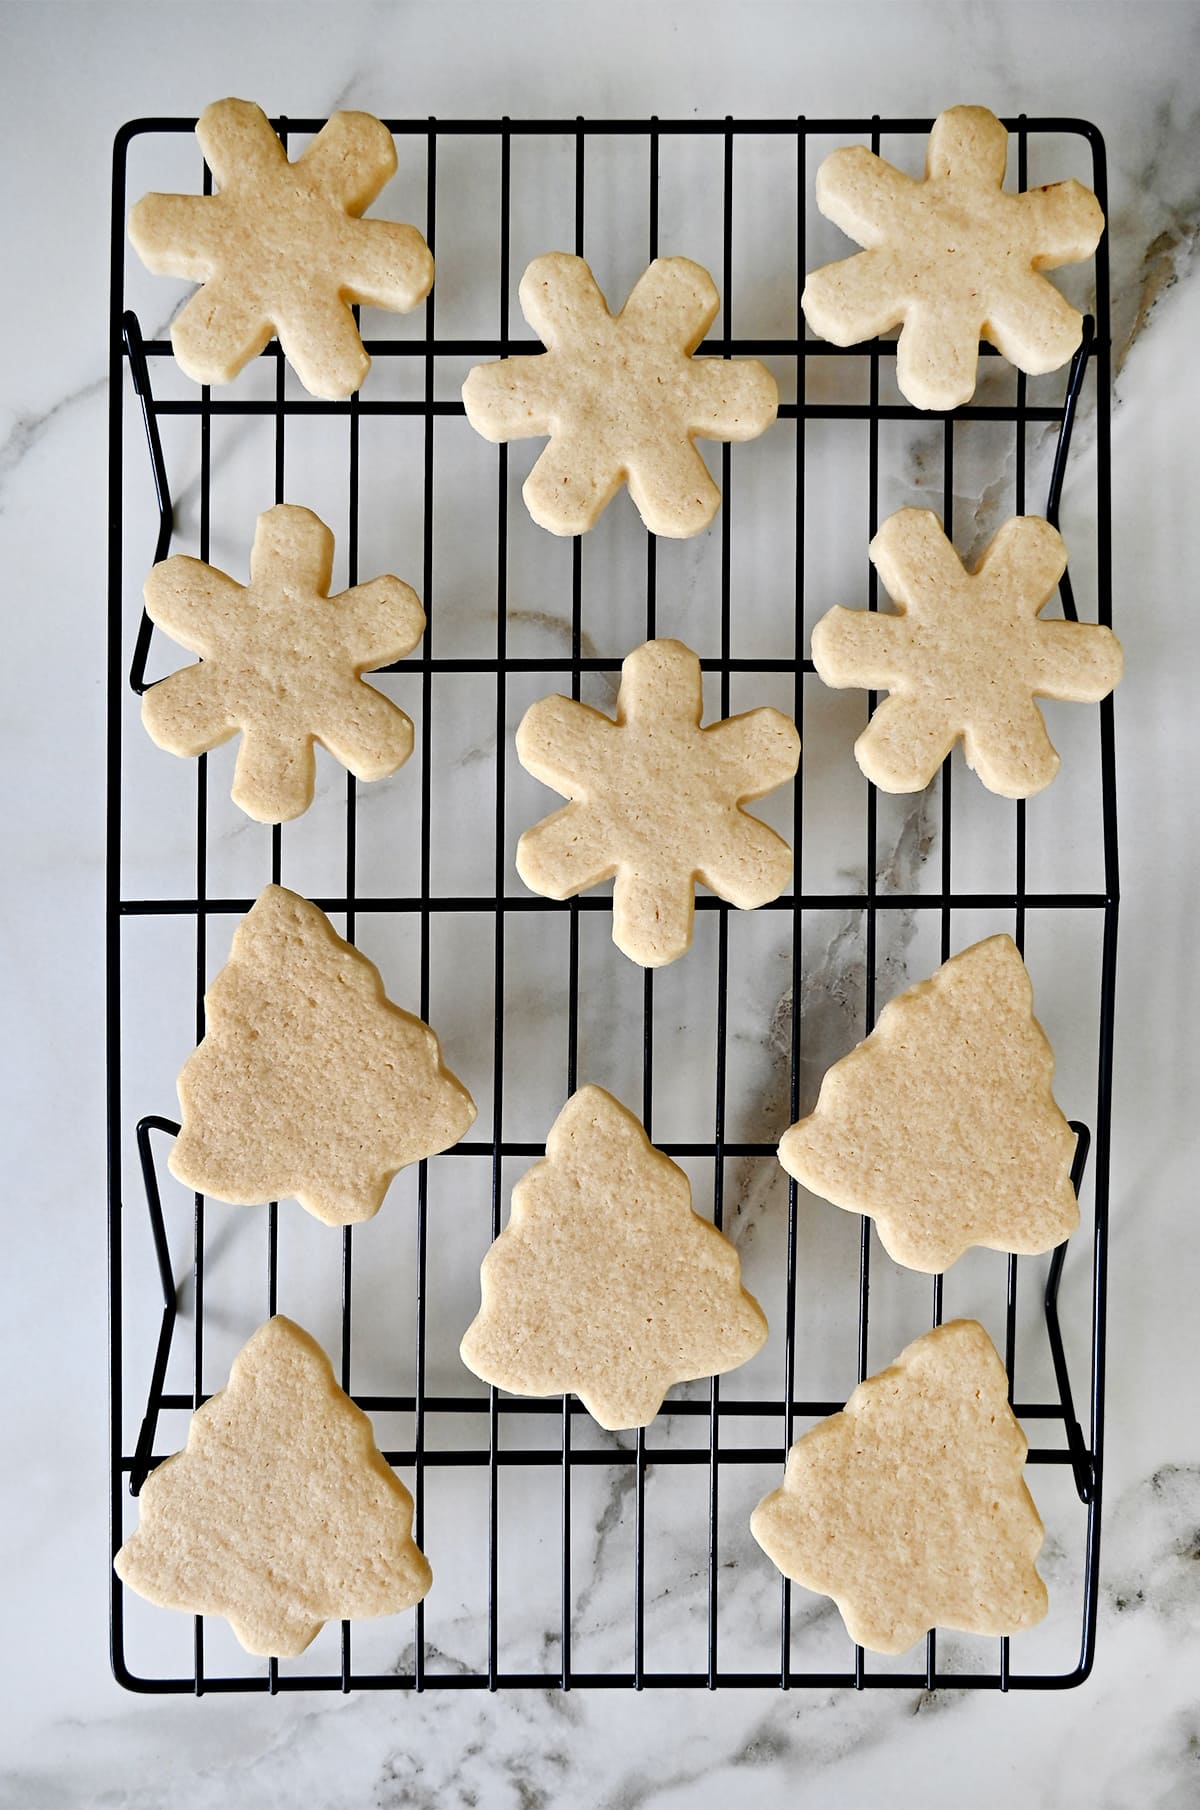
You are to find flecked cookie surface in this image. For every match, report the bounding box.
[516,638,800,966]
[802,105,1104,410]
[130,99,433,397]
[142,504,426,823]
[778,935,1078,1273]
[170,885,476,1225]
[751,1319,1048,1653]
[115,1316,431,1657]
[460,1086,768,1430]
[811,508,1122,798]
[463,253,778,536]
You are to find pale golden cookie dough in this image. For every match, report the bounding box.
[462,252,778,536]
[778,935,1079,1273]
[142,503,426,823]
[130,98,433,398]
[115,1316,431,1657]
[516,638,800,967]
[812,508,1122,798]
[751,1319,1047,1654]
[802,104,1104,411]
[460,1086,768,1430]
[170,886,476,1225]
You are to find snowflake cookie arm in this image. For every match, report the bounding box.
[854,691,962,794]
[815,144,919,249]
[299,111,398,212]
[612,866,696,968]
[335,575,427,671]
[1018,180,1106,270]
[141,556,245,762]
[1027,621,1124,702]
[517,804,619,901]
[870,507,967,606]
[516,692,617,793]
[196,96,286,186]
[232,728,318,824]
[975,514,1068,611]
[924,105,1009,186]
[703,707,801,801]
[128,194,229,282]
[810,607,911,690]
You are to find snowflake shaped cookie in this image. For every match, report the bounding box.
[812,508,1122,798]
[802,105,1105,410]
[142,503,426,822]
[130,99,433,398]
[516,639,800,966]
[462,253,778,536]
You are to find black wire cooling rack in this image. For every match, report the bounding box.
[109,115,1117,1694]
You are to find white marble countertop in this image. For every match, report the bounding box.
[3,2,1198,1805]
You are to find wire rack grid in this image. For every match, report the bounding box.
[108,114,1117,1695]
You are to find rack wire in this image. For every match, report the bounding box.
[109,115,1117,1694]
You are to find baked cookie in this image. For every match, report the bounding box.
[142,504,426,823]
[778,935,1078,1274]
[802,105,1104,410]
[460,1086,767,1430]
[130,99,433,398]
[516,638,800,966]
[462,253,778,536]
[115,1316,431,1657]
[750,1320,1047,1654]
[811,508,1122,798]
[171,886,476,1225]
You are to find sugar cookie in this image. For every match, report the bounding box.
[802,105,1104,410]
[460,1086,767,1430]
[142,504,426,823]
[171,886,476,1225]
[778,935,1078,1273]
[130,99,433,398]
[812,508,1122,798]
[516,638,800,966]
[462,253,778,536]
[115,1316,431,1657]
[751,1320,1047,1654]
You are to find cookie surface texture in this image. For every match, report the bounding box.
[802,104,1104,409]
[142,504,426,823]
[750,1320,1047,1653]
[812,508,1122,798]
[779,935,1078,1272]
[462,252,778,536]
[130,98,433,397]
[516,638,800,966]
[115,1316,431,1656]
[460,1086,768,1430]
[170,885,476,1224]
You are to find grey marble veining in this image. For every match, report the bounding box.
[3,2,1199,1806]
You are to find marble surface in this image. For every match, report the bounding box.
[3,2,1199,1805]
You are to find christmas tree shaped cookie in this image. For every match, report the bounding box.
[460,1086,768,1430]
[130,99,434,398]
[812,509,1122,798]
[142,504,427,823]
[751,1320,1047,1653]
[115,1316,431,1656]
[462,253,778,536]
[778,936,1078,1273]
[171,886,475,1225]
[517,639,800,967]
[802,104,1104,410]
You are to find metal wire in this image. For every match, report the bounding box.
[109,116,1116,1694]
